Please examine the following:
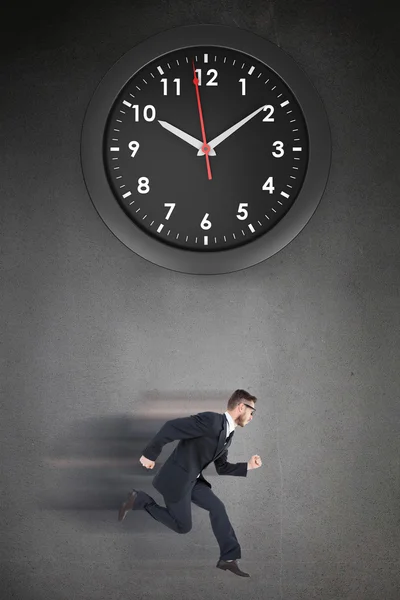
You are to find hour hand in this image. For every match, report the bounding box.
[158,120,216,155]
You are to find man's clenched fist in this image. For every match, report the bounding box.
[140,455,155,469]
[247,454,262,470]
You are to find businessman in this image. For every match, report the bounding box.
[118,389,262,577]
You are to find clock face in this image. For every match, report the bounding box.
[104,46,308,252]
[82,25,331,274]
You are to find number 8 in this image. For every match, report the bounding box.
[138,177,150,194]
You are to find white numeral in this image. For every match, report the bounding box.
[194,68,202,85]
[206,69,218,85]
[164,203,175,219]
[272,141,284,157]
[137,177,150,194]
[262,177,275,193]
[132,105,156,121]
[128,141,140,157]
[195,69,218,86]
[201,213,212,229]
[239,78,246,95]
[262,105,275,122]
[236,203,248,220]
[161,78,181,95]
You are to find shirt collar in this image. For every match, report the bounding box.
[224,411,236,435]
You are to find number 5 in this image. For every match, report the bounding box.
[236,203,248,220]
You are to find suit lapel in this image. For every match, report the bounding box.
[212,414,233,462]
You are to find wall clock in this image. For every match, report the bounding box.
[81,24,331,274]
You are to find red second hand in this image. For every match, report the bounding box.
[192,60,212,180]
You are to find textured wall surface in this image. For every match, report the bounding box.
[1,1,399,599]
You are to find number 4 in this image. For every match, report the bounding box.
[262,177,275,193]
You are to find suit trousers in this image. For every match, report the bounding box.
[132,480,241,561]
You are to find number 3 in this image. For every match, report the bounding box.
[272,141,284,157]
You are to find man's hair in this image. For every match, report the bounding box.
[227,389,257,410]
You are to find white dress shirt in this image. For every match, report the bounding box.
[197,412,236,478]
[224,411,237,437]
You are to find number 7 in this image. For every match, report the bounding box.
[164,203,175,220]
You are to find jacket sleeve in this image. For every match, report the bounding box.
[141,412,213,462]
[214,448,248,477]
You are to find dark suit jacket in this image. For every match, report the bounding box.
[141,411,248,503]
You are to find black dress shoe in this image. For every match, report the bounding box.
[118,490,138,521]
[216,559,250,577]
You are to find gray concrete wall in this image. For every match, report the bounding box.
[1,1,399,599]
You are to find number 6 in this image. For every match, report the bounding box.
[201,213,212,230]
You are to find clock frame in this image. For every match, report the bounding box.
[81,24,331,274]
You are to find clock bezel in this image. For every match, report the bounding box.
[81,24,331,274]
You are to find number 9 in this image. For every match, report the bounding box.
[128,141,140,158]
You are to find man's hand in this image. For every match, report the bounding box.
[140,455,155,469]
[247,455,262,470]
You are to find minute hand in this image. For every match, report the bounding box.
[197,105,267,155]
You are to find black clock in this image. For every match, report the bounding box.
[81,24,331,274]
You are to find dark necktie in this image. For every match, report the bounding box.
[225,430,234,445]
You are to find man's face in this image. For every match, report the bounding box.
[236,401,255,427]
